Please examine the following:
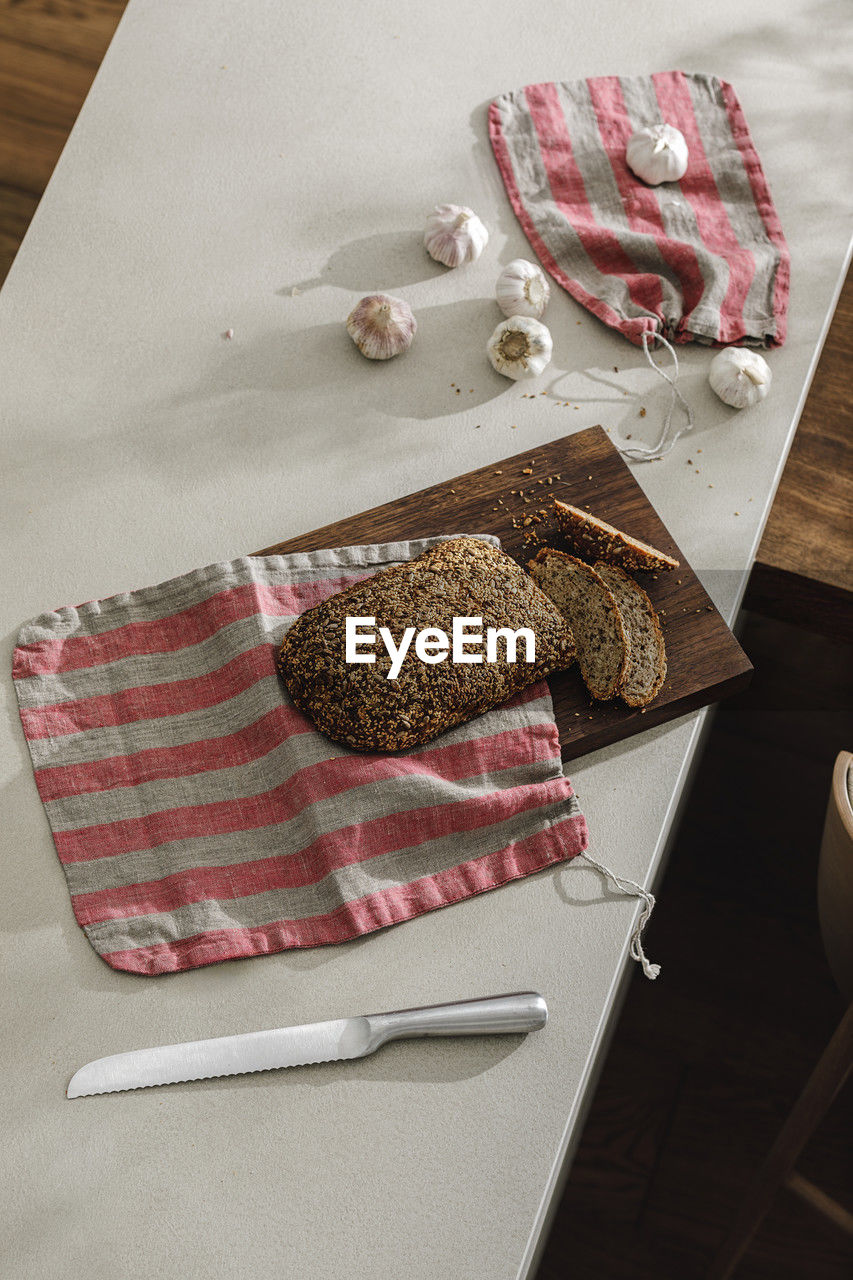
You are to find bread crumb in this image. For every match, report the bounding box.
[223,328,234,339]
[494,470,503,475]
[639,407,646,417]
[523,467,533,474]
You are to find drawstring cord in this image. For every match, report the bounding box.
[619,330,695,463]
[577,850,661,980]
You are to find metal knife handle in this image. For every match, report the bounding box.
[364,992,547,1050]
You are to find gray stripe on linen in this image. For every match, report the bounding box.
[555,79,683,326]
[83,797,583,955]
[685,74,779,337]
[494,90,641,325]
[48,693,557,833]
[26,673,289,770]
[617,75,731,340]
[64,751,563,897]
[14,613,289,714]
[16,559,339,646]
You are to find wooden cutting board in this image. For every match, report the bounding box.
[257,425,752,760]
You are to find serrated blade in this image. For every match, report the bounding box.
[67,1016,372,1098]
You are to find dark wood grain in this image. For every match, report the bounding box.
[0,0,128,279]
[748,266,853,634]
[256,425,752,761]
[536,612,853,1280]
[708,1000,853,1278]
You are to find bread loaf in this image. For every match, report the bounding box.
[594,562,667,707]
[276,536,576,752]
[554,500,680,572]
[529,548,627,700]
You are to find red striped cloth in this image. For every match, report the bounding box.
[489,71,789,348]
[13,538,588,975]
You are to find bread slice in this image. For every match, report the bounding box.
[529,548,627,700]
[594,562,667,707]
[554,500,680,572]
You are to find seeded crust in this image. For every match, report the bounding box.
[554,500,680,572]
[594,563,667,708]
[276,537,576,753]
[529,548,627,700]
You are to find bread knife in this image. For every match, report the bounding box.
[66,991,548,1097]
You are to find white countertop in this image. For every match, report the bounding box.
[1,2,851,1276]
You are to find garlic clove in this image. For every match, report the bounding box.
[708,346,772,408]
[487,315,552,381]
[496,259,551,319]
[346,293,416,360]
[626,124,689,185]
[424,204,489,268]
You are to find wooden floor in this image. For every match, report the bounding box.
[748,270,853,644]
[2,5,852,1278]
[536,612,853,1278]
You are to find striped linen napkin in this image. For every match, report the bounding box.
[489,70,789,349]
[13,537,588,976]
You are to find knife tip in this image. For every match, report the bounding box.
[66,1070,90,1099]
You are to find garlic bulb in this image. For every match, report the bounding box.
[708,347,772,408]
[346,293,416,360]
[496,259,550,319]
[424,204,489,268]
[487,315,552,381]
[626,124,689,185]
